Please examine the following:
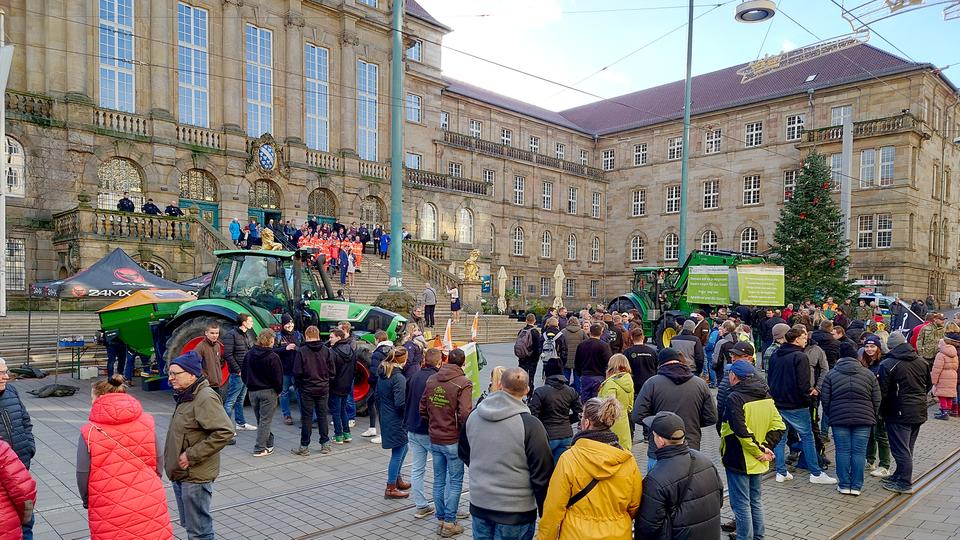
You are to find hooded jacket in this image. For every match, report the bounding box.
[274,329,304,375]
[932,340,959,399]
[635,445,723,540]
[459,391,553,525]
[164,378,234,483]
[599,373,635,450]
[405,365,438,434]
[805,343,830,392]
[193,338,224,389]
[535,432,642,540]
[561,325,586,370]
[369,341,394,384]
[633,362,717,457]
[78,393,173,539]
[623,343,659,395]
[240,345,283,394]
[221,326,254,374]
[0,385,35,468]
[821,357,880,427]
[529,375,582,440]
[293,341,335,396]
[0,440,34,540]
[879,343,933,424]
[720,376,785,475]
[767,343,812,410]
[419,363,473,445]
[810,329,841,367]
[376,369,408,449]
[917,323,945,360]
[329,340,357,397]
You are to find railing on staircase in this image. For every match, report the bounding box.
[401,243,461,294]
[191,216,234,273]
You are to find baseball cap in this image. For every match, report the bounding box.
[730,361,755,378]
[730,341,755,357]
[642,411,685,441]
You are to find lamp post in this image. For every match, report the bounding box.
[678,1,776,261]
[388,0,404,291]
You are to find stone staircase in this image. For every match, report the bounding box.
[336,252,524,344]
[0,311,106,371]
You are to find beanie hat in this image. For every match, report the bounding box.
[170,351,203,377]
[657,348,681,365]
[886,331,906,349]
[730,361,755,378]
[772,323,791,341]
[682,320,696,333]
[862,334,881,348]
[281,313,293,326]
[946,332,960,343]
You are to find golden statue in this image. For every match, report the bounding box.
[463,249,481,282]
[260,227,284,251]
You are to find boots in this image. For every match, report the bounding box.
[384,483,409,499]
[952,403,960,417]
[396,474,411,490]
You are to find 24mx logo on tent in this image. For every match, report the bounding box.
[113,267,145,283]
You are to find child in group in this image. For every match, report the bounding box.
[932,325,960,420]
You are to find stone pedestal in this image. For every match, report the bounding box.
[462,280,482,313]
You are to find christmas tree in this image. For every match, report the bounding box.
[772,151,854,302]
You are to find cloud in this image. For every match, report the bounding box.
[781,39,797,52]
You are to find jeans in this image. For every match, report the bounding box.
[21,514,33,540]
[279,374,297,418]
[548,437,572,463]
[562,368,581,394]
[106,344,126,378]
[387,444,409,483]
[471,516,536,540]
[774,408,821,476]
[832,425,871,490]
[867,418,891,469]
[223,375,248,426]
[425,304,436,327]
[329,393,351,437]
[173,481,214,540]
[432,443,465,523]
[726,470,764,540]
[367,391,378,429]
[299,392,330,446]
[347,388,357,420]
[580,375,605,402]
[886,422,921,487]
[123,352,150,380]
[408,432,432,508]
[249,389,277,452]
[706,363,718,386]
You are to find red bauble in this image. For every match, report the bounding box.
[812,197,819,205]
[821,182,831,190]
[829,258,836,267]
[799,212,806,219]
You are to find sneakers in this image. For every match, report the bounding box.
[439,522,465,538]
[284,416,294,425]
[413,505,435,519]
[720,520,737,533]
[343,433,353,443]
[866,462,877,471]
[320,443,332,455]
[333,435,344,444]
[776,472,794,483]
[810,473,838,484]
[934,410,951,420]
[361,428,377,437]
[837,487,851,495]
[291,446,310,456]
[236,423,258,431]
[850,489,861,496]
[371,435,382,444]
[870,467,891,477]
[253,447,274,457]
[880,479,912,493]
[349,419,356,428]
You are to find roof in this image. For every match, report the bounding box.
[559,44,932,136]
[406,0,450,32]
[442,77,592,134]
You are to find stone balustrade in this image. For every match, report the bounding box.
[306,149,342,172]
[442,130,605,180]
[405,239,446,261]
[405,168,492,196]
[401,242,461,294]
[359,159,389,179]
[53,206,193,243]
[5,91,54,124]
[803,113,919,143]
[177,125,224,150]
[95,108,151,137]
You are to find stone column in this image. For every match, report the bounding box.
[65,0,91,102]
[284,10,305,145]
[462,280,483,313]
[339,17,359,156]
[24,3,45,93]
[45,0,67,94]
[222,0,244,133]
[148,0,173,119]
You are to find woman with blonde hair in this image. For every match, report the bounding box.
[377,348,410,498]
[477,365,506,405]
[77,375,173,539]
[536,396,642,540]
[598,354,634,449]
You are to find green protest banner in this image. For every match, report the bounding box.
[687,266,731,304]
[729,265,785,306]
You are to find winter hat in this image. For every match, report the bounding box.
[886,331,906,349]
[772,323,791,341]
[170,351,203,377]
[682,320,696,333]
[862,334,882,348]
[730,361,756,379]
[543,360,564,378]
[281,314,294,326]
[657,347,681,365]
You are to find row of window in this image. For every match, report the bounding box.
[512,177,602,216]
[441,114,592,166]
[510,229,604,262]
[629,228,760,262]
[509,275,601,299]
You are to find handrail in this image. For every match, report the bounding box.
[190,216,233,273]
[401,243,461,294]
[442,130,605,180]
[802,113,918,143]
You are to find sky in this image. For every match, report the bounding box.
[415,0,960,111]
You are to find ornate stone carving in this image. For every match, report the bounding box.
[463,249,481,282]
[341,31,360,46]
[286,11,305,28]
[245,133,289,179]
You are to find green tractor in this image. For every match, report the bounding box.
[608,250,769,347]
[161,249,405,409]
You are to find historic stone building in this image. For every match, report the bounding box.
[2,0,958,307]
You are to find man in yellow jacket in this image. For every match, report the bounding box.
[720,361,785,540]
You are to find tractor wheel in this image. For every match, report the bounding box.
[354,360,372,416]
[654,318,677,349]
[165,316,232,370]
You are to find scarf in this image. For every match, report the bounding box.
[572,428,622,449]
[173,376,207,406]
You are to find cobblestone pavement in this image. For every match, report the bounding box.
[14,343,960,539]
[870,460,960,540]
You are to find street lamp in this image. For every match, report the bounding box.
[676,1,775,262]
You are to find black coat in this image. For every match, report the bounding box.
[811,329,841,368]
[0,385,35,468]
[329,341,357,397]
[241,345,283,394]
[624,344,659,394]
[879,343,932,424]
[760,316,787,345]
[529,375,582,440]
[635,445,723,540]
[767,343,812,410]
[574,338,612,377]
[377,371,407,449]
[293,341,335,396]
[274,330,303,375]
[633,363,717,456]
[837,336,858,360]
[222,327,254,374]
[821,357,880,427]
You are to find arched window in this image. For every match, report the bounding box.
[98,158,144,210]
[941,218,948,258]
[248,179,281,209]
[5,137,25,197]
[513,227,524,256]
[740,227,759,253]
[591,237,601,262]
[140,261,165,278]
[630,235,645,262]
[567,233,577,260]
[489,223,496,255]
[541,230,552,258]
[456,208,474,244]
[361,196,385,225]
[308,188,337,218]
[701,230,718,251]
[421,203,438,241]
[179,169,218,202]
[663,233,679,261]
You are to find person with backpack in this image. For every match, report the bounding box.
[540,317,568,381]
[515,313,543,396]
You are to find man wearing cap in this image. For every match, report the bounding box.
[761,323,790,372]
[716,341,760,434]
[635,411,723,539]
[670,320,705,375]
[633,348,716,473]
[720,360,784,540]
[164,351,234,539]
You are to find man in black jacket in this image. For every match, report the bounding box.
[516,314,543,395]
[832,325,858,359]
[623,327,658,399]
[291,326,335,456]
[760,309,787,352]
[670,320,705,374]
[810,320,841,368]
[529,362,582,463]
[878,331,932,493]
[241,329,283,457]
[222,314,257,434]
[141,198,161,215]
[328,329,356,443]
[574,323,612,402]
[116,191,135,212]
[635,411,723,540]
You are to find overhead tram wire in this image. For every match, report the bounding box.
[826,0,916,62]
[754,0,780,60]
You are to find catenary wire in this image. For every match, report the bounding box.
[826,0,916,62]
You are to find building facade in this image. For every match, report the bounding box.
[2,0,959,306]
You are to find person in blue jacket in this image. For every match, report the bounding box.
[379,232,391,259]
[229,218,242,246]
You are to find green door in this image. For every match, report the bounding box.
[180,199,219,226]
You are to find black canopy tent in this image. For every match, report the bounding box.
[178,272,211,290]
[27,248,198,380]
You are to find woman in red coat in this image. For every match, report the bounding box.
[0,439,36,540]
[77,376,173,539]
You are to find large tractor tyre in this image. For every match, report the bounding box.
[165,316,233,371]
[353,342,374,416]
[654,318,677,349]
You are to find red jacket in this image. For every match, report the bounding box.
[80,393,173,540]
[0,439,35,539]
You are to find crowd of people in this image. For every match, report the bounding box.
[0,293,954,540]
